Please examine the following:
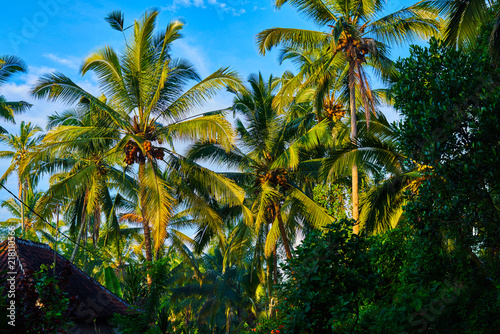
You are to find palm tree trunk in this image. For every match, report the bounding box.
[19,180,24,232]
[276,204,293,259]
[138,163,153,285]
[138,164,153,262]
[266,253,275,317]
[349,59,360,234]
[84,218,88,265]
[272,247,278,319]
[70,220,86,262]
[53,204,60,276]
[266,255,271,317]
[142,220,153,260]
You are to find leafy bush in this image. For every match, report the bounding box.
[276,219,373,333]
[13,262,78,333]
[389,33,500,333]
[240,316,284,334]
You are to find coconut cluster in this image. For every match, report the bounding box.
[276,173,288,187]
[96,164,108,176]
[124,141,144,165]
[256,169,290,190]
[124,118,165,165]
[124,140,164,166]
[324,102,345,121]
[144,140,165,160]
[336,36,370,62]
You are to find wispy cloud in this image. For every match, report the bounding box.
[172,40,211,78]
[43,53,82,70]
[163,0,248,16]
[252,4,267,11]
[0,66,99,131]
[164,0,207,11]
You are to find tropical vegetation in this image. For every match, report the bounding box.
[0,1,499,333]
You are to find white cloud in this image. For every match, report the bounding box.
[172,40,211,78]
[43,53,82,70]
[163,0,207,11]
[0,65,99,131]
[163,0,249,16]
[252,5,267,11]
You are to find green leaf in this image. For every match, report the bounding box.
[104,266,123,297]
[105,10,125,32]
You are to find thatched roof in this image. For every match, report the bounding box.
[0,237,132,320]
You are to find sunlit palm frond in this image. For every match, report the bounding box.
[369,1,441,44]
[165,67,244,121]
[275,0,337,25]
[257,28,329,55]
[167,114,235,151]
[431,0,487,47]
[0,55,27,85]
[30,72,129,129]
[359,171,418,234]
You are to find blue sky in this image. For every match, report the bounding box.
[0,0,423,220]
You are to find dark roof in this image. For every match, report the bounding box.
[0,237,133,320]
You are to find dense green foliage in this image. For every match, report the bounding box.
[5,264,77,333]
[263,20,500,334]
[277,220,370,333]
[393,36,500,333]
[1,2,500,333]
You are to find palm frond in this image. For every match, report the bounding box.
[257,28,329,55]
[431,0,487,47]
[105,10,126,32]
[0,55,27,85]
[359,171,417,234]
[369,1,441,44]
[275,0,337,25]
[287,186,334,228]
[164,67,244,121]
[166,114,235,152]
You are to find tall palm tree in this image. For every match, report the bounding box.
[120,198,205,262]
[0,187,62,247]
[26,104,135,263]
[0,121,43,231]
[172,224,262,334]
[431,0,500,54]
[30,10,245,263]
[99,193,142,267]
[188,73,333,259]
[257,0,440,233]
[0,55,31,132]
[321,111,417,233]
[1,188,43,230]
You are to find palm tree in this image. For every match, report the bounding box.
[119,197,205,262]
[99,193,142,267]
[0,55,31,132]
[322,111,417,233]
[0,187,61,245]
[30,10,245,264]
[257,0,440,233]
[1,188,43,230]
[431,0,500,55]
[188,73,333,259]
[26,104,135,263]
[171,224,262,334]
[0,121,43,231]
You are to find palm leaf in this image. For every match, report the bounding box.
[257,28,329,55]
[105,10,126,32]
